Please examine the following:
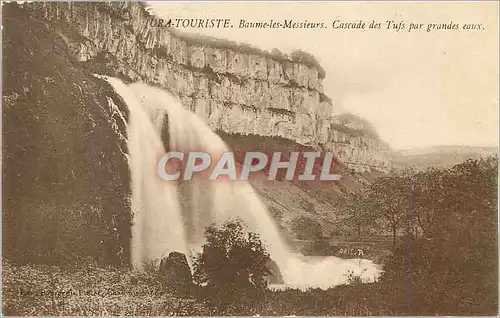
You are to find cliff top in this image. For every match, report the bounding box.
[141,3,326,78]
[332,113,382,141]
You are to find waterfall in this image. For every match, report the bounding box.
[105,77,382,289]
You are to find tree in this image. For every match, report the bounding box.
[367,174,408,250]
[382,156,498,315]
[291,215,323,241]
[192,219,271,309]
[411,167,444,238]
[340,191,376,236]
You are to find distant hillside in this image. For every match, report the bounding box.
[391,145,498,170]
[219,132,387,250]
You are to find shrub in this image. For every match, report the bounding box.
[289,50,326,79]
[192,219,271,309]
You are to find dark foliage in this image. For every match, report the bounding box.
[341,156,499,315]
[380,156,498,315]
[331,113,382,140]
[2,4,131,265]
[288,50,326,79]
[192,220,271,310]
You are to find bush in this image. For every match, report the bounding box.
[192,219,271,309]
[289,50,326,79]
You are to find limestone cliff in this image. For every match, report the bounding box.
[327,114,392,172]
[25,1,390,171]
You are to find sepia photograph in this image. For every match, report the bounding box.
[1,1,498,316]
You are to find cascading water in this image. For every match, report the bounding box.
[105,77,382,289]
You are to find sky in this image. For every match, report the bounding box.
[148,1,498,150]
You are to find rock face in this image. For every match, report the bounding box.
[159,252,193,292]
[23,2,390,171]
[25,2,330,145]
[2,5,131,265]
[327,114,392,172]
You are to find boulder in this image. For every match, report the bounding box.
[265,258,284,284]
[159,251,193,291]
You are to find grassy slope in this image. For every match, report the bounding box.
[8,260,493,316]
[0,261,406,316]
[219,132,387,247]
[2,261,211,316]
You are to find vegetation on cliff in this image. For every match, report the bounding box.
[331,112,382,140]
[2,3,131,265]
[28,1,328,79]
[157,21,327,78]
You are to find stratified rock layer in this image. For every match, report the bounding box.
[26,1,391,171]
